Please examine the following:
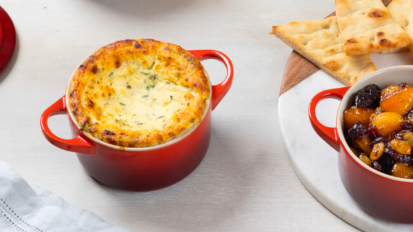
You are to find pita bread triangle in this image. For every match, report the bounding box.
[272,16,376,86]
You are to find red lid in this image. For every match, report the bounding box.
[0,6,16,74]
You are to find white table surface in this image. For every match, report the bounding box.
[0,0,359,231]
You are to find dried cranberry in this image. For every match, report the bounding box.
[400,83,408,88]
[384,143,413,165]
[400,122,413,131]
[395,130,412,140]
[372,160,382,172]
[370,136,390,146]
[348,122,369,141]
[367,124,381,140]
[354,84,381,109]
[377,154,394,174]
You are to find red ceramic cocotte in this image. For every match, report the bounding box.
[309,66,413,223]
[0,6,16,74]
[41,49,233,191]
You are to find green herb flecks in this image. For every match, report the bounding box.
[142,95,149,98]
[109,72,113,77]
[120,102,126,106]
[159,116,164,119]
[149,75,157,80]
[146,84,155,90]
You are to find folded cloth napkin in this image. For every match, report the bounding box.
[0,160,129,232]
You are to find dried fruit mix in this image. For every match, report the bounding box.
[344,83,413,179]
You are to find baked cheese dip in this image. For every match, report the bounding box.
[68,39,211,147]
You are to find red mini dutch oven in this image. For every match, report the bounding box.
[40,50,233,191]
[309,66,413,223]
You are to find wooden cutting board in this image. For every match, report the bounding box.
[279,0,393,95]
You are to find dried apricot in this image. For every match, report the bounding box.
[380,85,413,115]
[390,139,412,155]
[391,163,413,179]
[343,106,374,129]
[371,112,405,136]
[380,85,401,99]
[370,142,384,160]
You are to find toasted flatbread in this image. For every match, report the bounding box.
[335,0,410,55]
[380,47,409,54]
[388,0,413,54]
[271,16,376,86]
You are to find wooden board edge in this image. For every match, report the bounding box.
[278,0,392,96]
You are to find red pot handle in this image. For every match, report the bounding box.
[189,50,234,110]
[308,87,350,151]
[40,96,95,155]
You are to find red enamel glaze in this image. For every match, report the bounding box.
[40,49,233,191]
[0,6,16,74]
[40,96,95,155]
[189,50,234,110]
[339,146,413,222]
[309,73,413,222]
[308,87,349,151]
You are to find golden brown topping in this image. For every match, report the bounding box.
[91,65,98,74]
[68,39,210,147]
[87,99,94,108]
[347,38,357,43]
[379,38,391,46]
[324,60,339,71]
[368,9,384,18]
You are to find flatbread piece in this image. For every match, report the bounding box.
[387,0,413,54]
[272,16,377,86]
[335,0,411,55]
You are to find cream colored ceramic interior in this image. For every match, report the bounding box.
[337,65,413,183]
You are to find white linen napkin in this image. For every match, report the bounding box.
[0,160,130,232]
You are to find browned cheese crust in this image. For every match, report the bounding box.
[68,39,210,147]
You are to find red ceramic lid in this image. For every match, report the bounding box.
[0,6,15,74]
